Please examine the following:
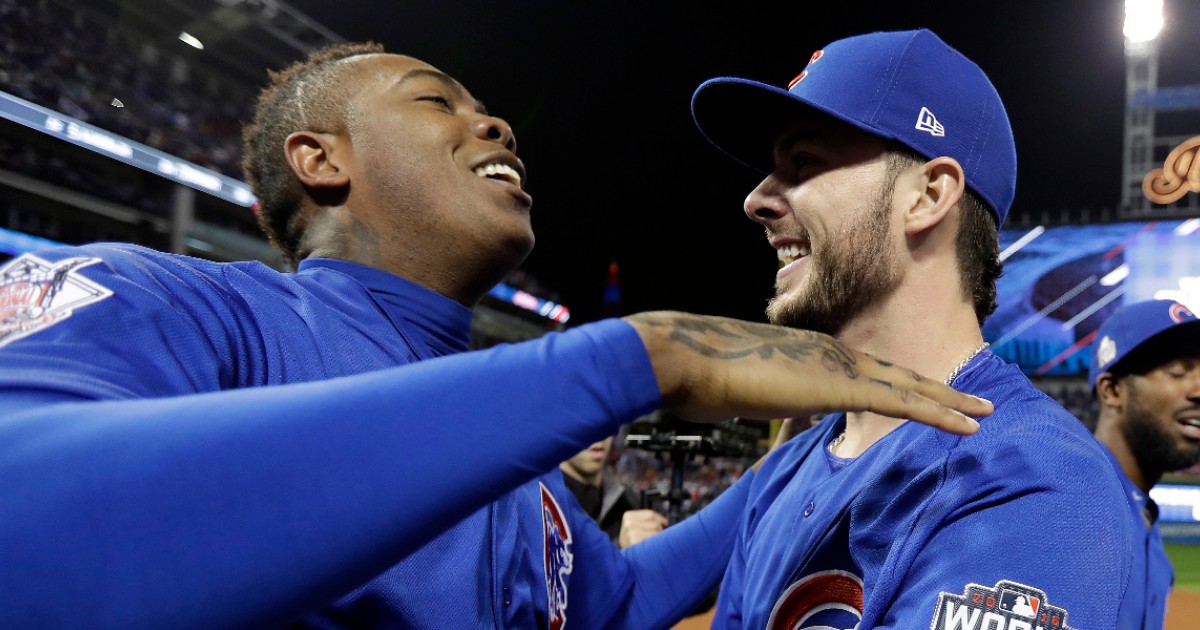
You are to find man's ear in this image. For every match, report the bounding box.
[902,156,966,236]
[284,131,350,190]
[1095,372,1126,410]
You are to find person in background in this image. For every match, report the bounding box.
[689,27,1140,628]
[560,435,669,548]
[1090,298,1200,630]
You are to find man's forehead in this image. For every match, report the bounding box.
[338,53,445,84]
[775,113,880,149]
[342,53,482,107]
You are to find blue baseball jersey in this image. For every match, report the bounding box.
[0,244,748,629]
[1107,449,1172,630]
[711,351,1140,630]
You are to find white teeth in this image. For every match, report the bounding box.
[775,243,811,262]
[474,163,521,187]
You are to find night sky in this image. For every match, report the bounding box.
[284,0,1200,326]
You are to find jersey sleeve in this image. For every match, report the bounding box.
[539,471,637,628]
[0,246,247,407]
[709,519,749,630]
[869,420,1136,629]
[0,315,661,628]
[585,470,756,630]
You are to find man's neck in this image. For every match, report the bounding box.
[559,463,603,488]
[831,291,985,458]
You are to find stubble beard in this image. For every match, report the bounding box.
[1124,384,1200,475]
[765,190,899,337]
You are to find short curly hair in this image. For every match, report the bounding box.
[887,145,1002,326]
[241,41,385,268]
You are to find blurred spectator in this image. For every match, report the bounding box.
[0,135,172,216]
[560,436,669,549]
[1033,376,1099,431]
[612,446,753,520]
[0,0,254,179]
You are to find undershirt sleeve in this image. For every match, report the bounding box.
[0,318,660,629]
[597,470,755,629]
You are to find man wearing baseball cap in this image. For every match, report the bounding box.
[691,28,1139,628]
[1091,298,1200,629]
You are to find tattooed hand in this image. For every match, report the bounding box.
[624,311,991,434]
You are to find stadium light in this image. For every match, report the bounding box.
[1124,0,1164,45]
[1175,218,1200,236]
[1099,264,1130,287]
[1121,0,1164,211]
[178,32,205,50]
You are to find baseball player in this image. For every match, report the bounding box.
[689,28,1140,628]
[1090,298,1200,629]
[0,42,990,628]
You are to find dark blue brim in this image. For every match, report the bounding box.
[690,76,899,174]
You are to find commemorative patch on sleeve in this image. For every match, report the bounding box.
[930,580,1074,630]
[0,253,112,348]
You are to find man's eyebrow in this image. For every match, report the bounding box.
[775,127,830,152]
[393,68,489,115]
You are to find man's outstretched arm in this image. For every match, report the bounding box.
[0,315,989,629]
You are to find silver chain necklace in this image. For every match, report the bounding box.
[944,342,990,387]
[827,342,990,454]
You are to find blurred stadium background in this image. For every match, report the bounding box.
[2,0,1198,626]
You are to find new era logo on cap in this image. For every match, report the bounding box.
[691,28,1017,226]
[915,107,945,137]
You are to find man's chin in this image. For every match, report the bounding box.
[767,304,833,336]
[765,287,805,326]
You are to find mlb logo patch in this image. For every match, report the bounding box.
[930,580,1073,630]
[0,254,112,348]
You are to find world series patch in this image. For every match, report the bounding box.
[930,580,1074,630]
[0,254,112,348]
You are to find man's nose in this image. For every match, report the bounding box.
[744,176,791,225]
[474,115,517,152]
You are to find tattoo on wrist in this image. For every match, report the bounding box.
[634,312,859,377]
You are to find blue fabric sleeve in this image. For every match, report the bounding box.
[0,319,660,629]
[708,475,767,630]
[870,423,1136,629]
[537,472,637,628]
[600,470,755,630]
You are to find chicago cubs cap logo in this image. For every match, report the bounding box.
[766,570,864,629]
[1169,302,1195,323]
[787,50,825,89]
[540,482,574,630]
[0,254,112,348]
[930,580,1074,630]
[1096,335,1117,369]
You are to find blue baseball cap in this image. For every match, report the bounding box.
[1088,299,1200,390]
[690,28,1016,226]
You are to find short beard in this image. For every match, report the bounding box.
[765,181,899,337]
[1124,383,1200,475]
